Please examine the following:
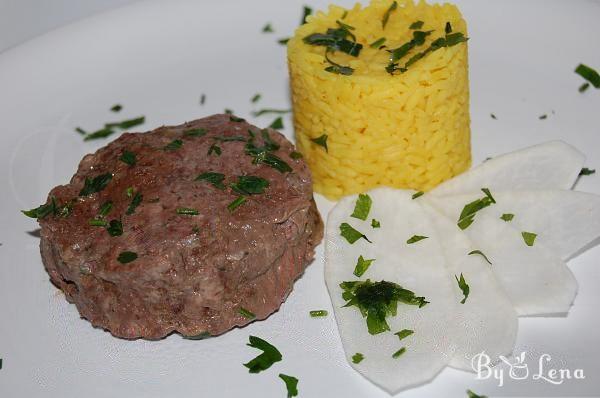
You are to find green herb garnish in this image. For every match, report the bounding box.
[409,20,424,30]
[252,108,291,117]
[245,136,292,173]
[106,116,145,130]
[353,255,375,277]
[229,115,245,123]
[243,336,282,373]
[126,187,134,198]
[239,307,256,319]
[341,279,428,334]
[468,250,492,265]
[457,188,496,229]
[22,198,56,219]
[230,175,269,195]
[382,1,398,29]
[183,128,207,137]
[579,83,590,93]
[311,134,329,152]
[269,117,284,130]
[575,63,600,89]
[117,251,137,264]
[324,51,354,75]
[89,219,107,227]
[491,113,497,119]
[303,28,363,57]
[99,201,113,217]
[163,139,183,151]
[351,193,372,220]
[301,6,312,25]
[262,23,274,33]
[224,109,234,115]
[79,173,113,196]
[278,38,290,45]
[412,191,424,199]
[445,21,452,34]
[455,273,470,304]
[228,196,246,212]
[394,329,414,340]
[119,150,136,166]
[195,172,226,189]
[371,219,381,228]
[352,353,364,364]
[290,151,303,159]
[370,37,386,48]
[183,331,211,340]
[111,104,122,112]
[406,235,428,244]
[279,374,299,398]
[340,223,371,244]
[200,94,206,105]
[208,143,222,156]
[580,167,596,176]
[214,135,246,142]
[467,390,488,398]
[500,213,514,222]
[521,231,537,246]
[176,207,199,216]
[126,192,142,215]
[309,310,328,317]
[107,219,123,237]
[251,94,261,103]
[539,114,548,120]
[392,347,407,358]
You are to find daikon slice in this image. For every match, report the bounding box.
[431,141,585,196]
[426,196,578,316]
[420,203,518,371]
[325,188,459,394]
[481,190,600,261]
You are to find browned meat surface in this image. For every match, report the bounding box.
[37,114,323,339]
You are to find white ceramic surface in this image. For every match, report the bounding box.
[0,0,599,397]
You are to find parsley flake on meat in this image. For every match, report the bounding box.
[119,150,136,166]
[79,173,113,196]
[117,251,138,264]
[195,172,226,189]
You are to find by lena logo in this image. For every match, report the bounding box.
[472,351,585,387]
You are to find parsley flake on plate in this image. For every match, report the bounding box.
[467,390,488,398]
[309,310,328,317]
[455,273,470,304]
[351,193,372,220]
[279,374,299,398]
[371,219,381,228]
[412,191,424,199]
[340,223,371,244]
[392,347,407,359]
[579,167,596,176]
[406,235,428,244]
[352,353,364,364]
[468,250,492,265]
[521,231,537,246]
[500,213,514,222]
[575,63,600,88]
[269,117,284,130]
[394,329,414,340]
[353,255,375,277]
[243,335,282,373]
[457,188,496,229]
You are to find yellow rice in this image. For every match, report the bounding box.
[287,0,471,200]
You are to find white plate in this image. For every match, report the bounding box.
[1,0,599,397]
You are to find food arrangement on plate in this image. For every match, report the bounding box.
[17,0,600,396]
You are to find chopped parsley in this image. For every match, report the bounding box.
[278,38,290,45]
[243,335,282,373]
[200,94,206,105]
[22,198,57,219]
[353,255,375,277]
[340,223,371,244]
[252,108,291,117]
[79,173,113,196]
[290,151,303,159]
[279,374,299,398]
[539,114,548,120]
[262,23,274,33]
[269,117,284,130]
[229,115,245,123]
[163,139,183,151]
[324,51,354,75]
[303,27,363,57]
[394,329,414,340]
[490,113,497,119]
[352,353,364,364]
[80,116,145,141]
[106,116,145,130]
[239,307,256,319]
[468,250,492,265]
[412,191,424,199]
[340,279,428,334]
[126,192,142,215]
[228,196,246,212]
[183,128,207,137]
[195,172,226,189]
[455,273,470,304]
[208,143,222,156]
[176,207,199,216]
[301,6,312,25]
[500,213,514,222]
[99,201,113,217]
[406,235,428,244]
[386,29,433,72]
[457,188,496,229]
[230,175,269,195]
[107,219,123,237]
[309,310,328,317]
[580,167,596,176]
[579,83,590,93]
[370,37,386,48]
[117,251,137,264]
[183,331,211,340]
[371,219,381,228]
[89,219,107,227]
[224,109,234,115]
[110,104,122,112]
[251,93,261,103]
[392,347,407,359]
[214,135,246,142]
[522,231,537,246]
[351,193,372,220]
[575,63,600,89]
[245,134,292,173]
[382,1,398,29]
[409,20,424,30]
[467,390,488,398]
[445,21,453,34]
[119,150,136,166]
[126,187,134,198]
[311,134,329,152]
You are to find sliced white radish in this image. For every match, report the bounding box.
[431,141,585,196]
[325,188,459,394]
[426,195,578,316]
[420,203,518,371]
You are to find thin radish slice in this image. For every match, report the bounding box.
[430,141,585,196]
[325,188,459,394]
[420,203,518,372]
[426,196,578,316]
[482,190,600,261]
